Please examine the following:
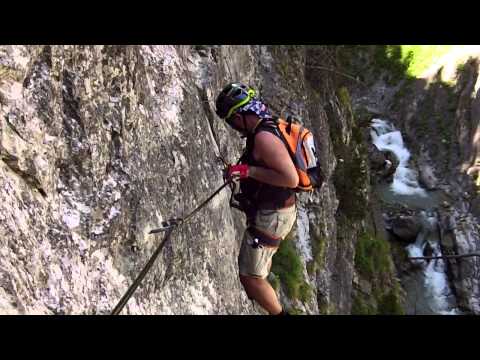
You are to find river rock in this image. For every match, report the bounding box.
[368,144,399,181]
[382,150,399,180]
[423,241,434,258]
[391,215,422,243]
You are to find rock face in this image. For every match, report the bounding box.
[437,207,480,313]
[0,45,369,314]
[417,158,439,190]
[1,45,250,314]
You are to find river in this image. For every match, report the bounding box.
[370,118,461,315]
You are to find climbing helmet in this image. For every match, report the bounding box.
[215,83,256,120]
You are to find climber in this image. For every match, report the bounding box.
[215,83,298,315]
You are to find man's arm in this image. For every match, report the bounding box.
[248,131,299,188]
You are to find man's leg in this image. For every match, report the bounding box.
[240,274,282,315]
[238,235,283,315]
[238,205,296,315]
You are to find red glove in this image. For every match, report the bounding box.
[227,164,249,180]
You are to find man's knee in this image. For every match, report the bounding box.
[239,273,263,290]
[240,273,255,286]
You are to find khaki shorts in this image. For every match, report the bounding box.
[238,205,297,279]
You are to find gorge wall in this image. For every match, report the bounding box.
[3,45,476,315]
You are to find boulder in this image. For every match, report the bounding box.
[368,145,399,182]
[391,215,422,243]
[423,241,434,258]
[368,144,386,170]
[382,150,399,180]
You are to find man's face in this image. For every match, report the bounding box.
[226,113,248,135]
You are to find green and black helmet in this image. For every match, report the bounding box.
[215,83,256,119]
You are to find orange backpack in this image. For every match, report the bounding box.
[276,116,323,191]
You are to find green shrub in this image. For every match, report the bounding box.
[351,296,376,315]
[311,235,326,267]
[333,153,369,220]
[337,86,353,115]
[271,238,305,300]
[377,288,405,315]
[306,260,316,276]
[354,232,392,280]
[268,273,281,292]
[289,307,305,315]
[352,232,406,315]
[298,283,313,303]
[373,45,413,85]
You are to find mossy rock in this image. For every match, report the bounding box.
[298,283,313,303]
[306,260,316,276]
[337,86,353,114]
[328,95,370,221]
[334,154,369,220]
[354,232,392,280]
[351,295,376,315]
[318,301,337,315]
[353,231,406,315]
[289,307,305,315]
[377,288,405,315]
[311,235,326,267]
[354,107,377,128]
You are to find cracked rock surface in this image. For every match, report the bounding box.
[0,45,365,314]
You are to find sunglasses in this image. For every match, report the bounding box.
[226,112,248,133]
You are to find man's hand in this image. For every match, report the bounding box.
[227,164,249,180]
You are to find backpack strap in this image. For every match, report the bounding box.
[286,115,293,135]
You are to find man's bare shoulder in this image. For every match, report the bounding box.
[253,129,290,163]
[254,129,283,147]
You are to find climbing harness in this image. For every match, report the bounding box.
[247,226,281,248]
[111,179,232,315]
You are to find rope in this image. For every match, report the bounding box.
[111,226,174,315]
[181,180,231,224]
[408,252,480,260]
[110,179,231,315]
